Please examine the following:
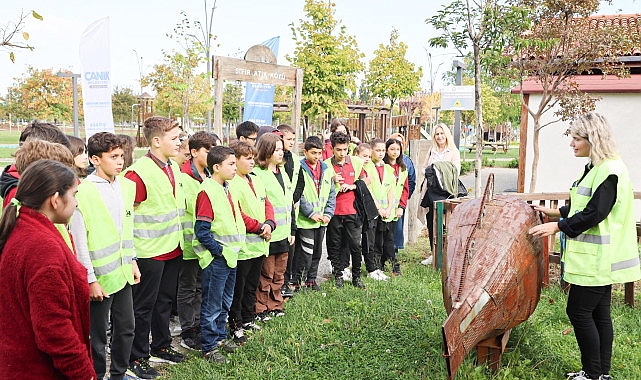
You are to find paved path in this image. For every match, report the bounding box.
[460,167,518,194]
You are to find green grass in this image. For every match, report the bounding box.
[158,237,641,380]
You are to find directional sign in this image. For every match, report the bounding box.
[441,85,475,111]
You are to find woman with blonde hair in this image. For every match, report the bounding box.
[529,112,641,380]
[423,123,460,173]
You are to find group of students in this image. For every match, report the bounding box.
[0,117,416,380]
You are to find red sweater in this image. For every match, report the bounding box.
[0,207,95,379]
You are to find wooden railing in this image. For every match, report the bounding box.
[432,192,641,307]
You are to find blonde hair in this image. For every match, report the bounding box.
[568,112,618,165]
[432,123,457,152]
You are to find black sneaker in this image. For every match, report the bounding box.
[280,283,294,298]
[305,281,321,291]
[335,276,344,288]
[127,358,159,379]
[217,339,238,353]
[180,335,202,351]
[231,328,247,344]
[255,311,272,322]
[352,277,365,289]
[204,348,227,364]
[149,346,185,364]
[269,309,285,317]
[242,321,262,331]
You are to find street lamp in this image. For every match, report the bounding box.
[56,72,81,137]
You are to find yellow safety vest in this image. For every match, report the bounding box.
[125,156,185,258]
[364,162,397,222]
[180,170,201,261]
[75,178,135,295]
[228,174,269,260]
[564,158,641,286]
[391,164,408,222]
[296,160,333,229]
[253,166,293,243]
[192,178,246,269]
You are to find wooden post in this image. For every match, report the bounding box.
[292,68,303,140]
[407,139,423,245]
[213,58,224,139]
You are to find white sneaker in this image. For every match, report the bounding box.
[375,269,389,281]
[342,268,352,281]
[566,370,595,380]
[421,256,433,266]
[368,271,383,281]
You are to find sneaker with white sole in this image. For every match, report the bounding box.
[204,347,227,364]
[127,357,159,379]
[375,269,389,281]
[231,328,246,344]
[599,375,612,380]
[255,311,271,322]
[421,256,433,266]
[566,370,597,380]
[342,268,352,281]
[367,271,381,280]
[149,346,185,364]
[242,321,261,331]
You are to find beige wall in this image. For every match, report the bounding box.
[523,93,641,217]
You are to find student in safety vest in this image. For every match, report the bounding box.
[192,146,246,364]
[529,113,641,380]
[124,116,186,378]
[291,136,336,291]
[276,124,305,298]
[236,121,259,147]
[176,131,218,351]
[388,133,416,263]
[357,140,392,282]
[325,132,367,289]
[380,138,408,277]
[227,140,276,344]
[71,132,140,380]
[253,132,295,320]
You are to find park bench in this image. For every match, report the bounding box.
[467,141,509,154]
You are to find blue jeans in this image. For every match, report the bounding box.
[394,210,405,250]
[200,257,236,352]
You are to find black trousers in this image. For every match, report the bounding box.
[90,284,134,380]
[229,255,264,328]
[292,226,326,284]
[177,259,202,335]
[566,284,613,379]
[361,220,378,273]
[376,219,398,271]
[130,256,182,362]
[326,214,362,278]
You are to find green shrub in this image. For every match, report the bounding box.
[460,160,473,175]
[508,158,519,168]
[482,156,495,167]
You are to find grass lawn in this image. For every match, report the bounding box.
[157,236,641,380]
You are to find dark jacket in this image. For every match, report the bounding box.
[354,180,379,228]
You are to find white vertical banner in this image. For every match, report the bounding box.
[79,17,114,139]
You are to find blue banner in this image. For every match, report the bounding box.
[243,36,279,126]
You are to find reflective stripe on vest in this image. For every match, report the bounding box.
[125,156,184,257]
[192,179,245,269]
[75,178,136,295]
[180,171,202,260]
[563,158,641,286]
[364,162,396,222]
[229,174,269,260]
[297,160,333,230]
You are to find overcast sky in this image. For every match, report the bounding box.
[1,0,638,97]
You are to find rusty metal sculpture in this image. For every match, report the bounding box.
[441,174,545,379]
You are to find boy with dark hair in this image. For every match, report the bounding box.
[324,132,366,289]
[292,136,335,291]
[193,146,246,363]
[71,132,140,380]
[276,124,305,297]
[227,140,275,344]
[236,121,259,146]
[177,131,218,351]
[124,116,186,378]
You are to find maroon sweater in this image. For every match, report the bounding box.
[0,207,95,379]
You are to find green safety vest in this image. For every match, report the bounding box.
[75,178,135,295]
[364,162,397,222]
[564,158,641,286]
[288,151,302,193]
[56,224,74,252]
[253,166,293,243]
[296,160,334,229]
[323,155,364,195]
[125,156,185,258]
[391,164,409,222]
[228,174,269,260]
[192,178,246,269]
[180,170,201,261]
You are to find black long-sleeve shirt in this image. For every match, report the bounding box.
[557,163,617,238]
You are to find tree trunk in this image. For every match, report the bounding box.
[528,117,541,193]
[473,44,483,197]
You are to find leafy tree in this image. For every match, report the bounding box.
[111,86,138,125]
[4,67,77,122]
[365,29,423,112]
[1,10,42,62]
[427,0,528,195]
[222,83,242,125]
[497,0,636,191]
[288,0,364,122]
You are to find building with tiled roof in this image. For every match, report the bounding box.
[513,14,641,197]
